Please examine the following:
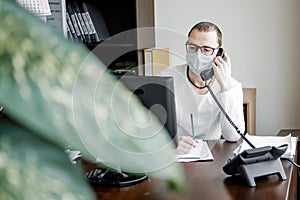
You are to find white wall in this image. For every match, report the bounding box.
[154,0,300,135]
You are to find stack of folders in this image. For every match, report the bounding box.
[177,140,214,162]
[66,1,109,43]
[234,134,297,159]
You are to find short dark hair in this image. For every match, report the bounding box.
[188,21,222,46]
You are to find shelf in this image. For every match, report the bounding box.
[66,0,155,74]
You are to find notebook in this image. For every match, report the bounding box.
[177,140,214,162]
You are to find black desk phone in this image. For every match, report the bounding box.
[223,144,288,187]
[199,47,288,187]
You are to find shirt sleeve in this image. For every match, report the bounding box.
[215,79,245,142]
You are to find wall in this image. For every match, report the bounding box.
[154,0,300,135]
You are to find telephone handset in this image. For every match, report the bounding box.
[200,48,225,81]
[216,47,225,59]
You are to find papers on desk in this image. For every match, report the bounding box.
[234,134,297,159]
[177,140,214,162]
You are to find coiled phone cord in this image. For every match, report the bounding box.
[205,83,255,148]
[204,82,300,177]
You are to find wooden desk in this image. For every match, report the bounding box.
[83,139,297,200]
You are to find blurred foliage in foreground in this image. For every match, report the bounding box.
[0,0,185,199]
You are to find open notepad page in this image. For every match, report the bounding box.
[177,140,214,162]
[233,134,297,159]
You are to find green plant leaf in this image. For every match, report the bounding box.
[0,0,185,198]
[0,117,95,200]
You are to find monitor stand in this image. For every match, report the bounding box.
[85,167,148,187]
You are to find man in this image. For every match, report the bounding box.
[159,21,245,154]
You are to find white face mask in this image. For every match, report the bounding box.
[186,51,214,75]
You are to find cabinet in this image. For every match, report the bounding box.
[66,0,155,75]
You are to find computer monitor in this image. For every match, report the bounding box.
[119,75,178,146]
[85,75,178,187]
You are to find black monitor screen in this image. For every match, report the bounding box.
[119,75,178,146]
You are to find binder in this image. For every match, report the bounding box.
[68,2,86,42]
[81,2,109,42]
[67,3,84,42]
[144,48,169,76]
[66,11,78,41]
[71,2,92,43]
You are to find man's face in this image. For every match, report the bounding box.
[188,29,219,55]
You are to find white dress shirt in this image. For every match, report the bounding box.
[158,64,245,141]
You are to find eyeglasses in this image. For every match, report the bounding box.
[185,42,218,56]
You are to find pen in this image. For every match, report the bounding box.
[190,113,195,140]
